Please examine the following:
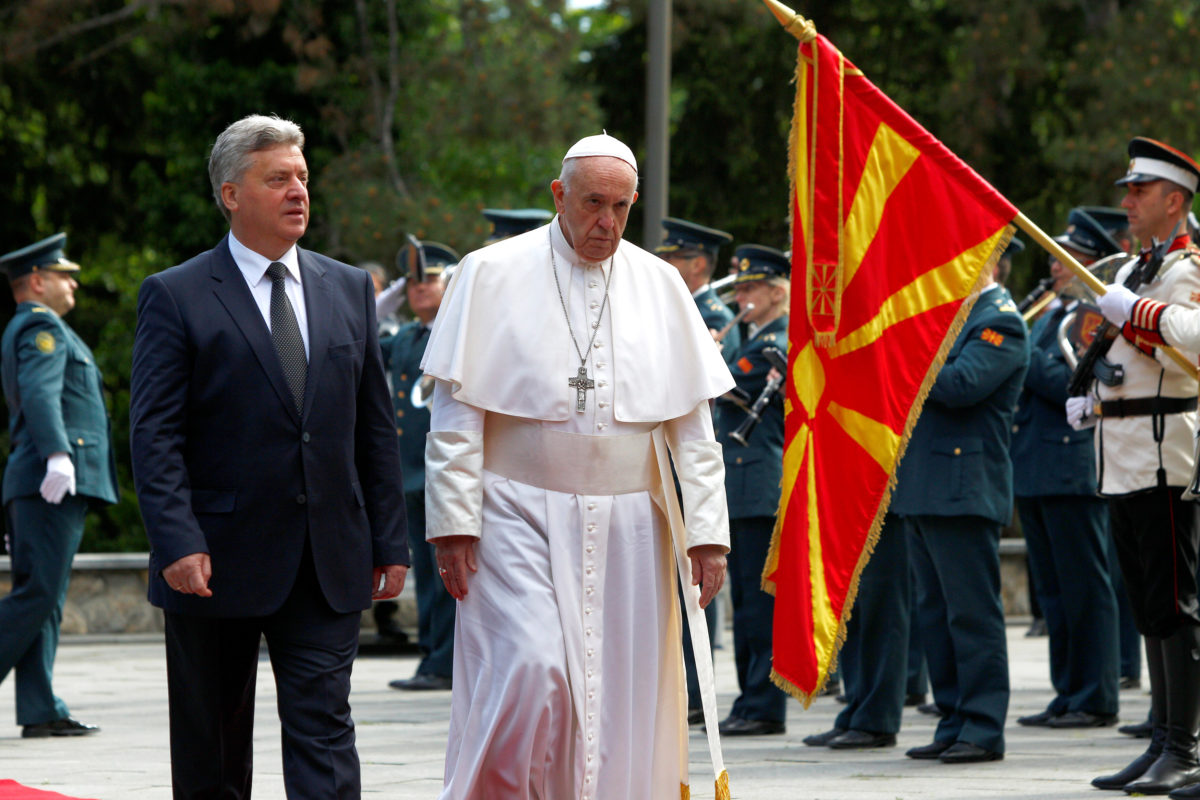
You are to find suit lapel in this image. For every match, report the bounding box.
[298,247,330,420]
[209,236,301,423]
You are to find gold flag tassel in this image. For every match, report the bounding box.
[716,769,731,800]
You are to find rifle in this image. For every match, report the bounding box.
[729,347,787,446]
[1067,221,1181,398]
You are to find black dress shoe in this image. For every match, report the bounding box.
[22,717,99,738]
[718,717,785,736]
[829,729,897,749]
[1121,675,1143,690]
[1046,710,1118,728]
[388,673,452,691]
[1121,719,1155,738]
[1025,618,1048,637]
[904,692,926,707]
[1016,709,1058,727]
[938,742,1003,763]
[802,727,845,747]
[916,702,944,717]
[906,740,954,759]
[687,708,704,726]
[1170,780,1200,798]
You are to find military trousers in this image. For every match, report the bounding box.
[407,489,455,678]
[1018,494,1119,715]
[0,494,87,725]
[1108,486,1200,638]
[835,512,910,735]
[907,514,1009,754]
[728,515,787,723]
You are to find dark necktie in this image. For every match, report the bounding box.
[266,261,307,414]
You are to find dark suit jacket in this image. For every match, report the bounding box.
[1010,302,1098,497]
[891,286,1030,525]
[130,236,409,617]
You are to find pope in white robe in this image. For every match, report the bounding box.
[421,134,735,800]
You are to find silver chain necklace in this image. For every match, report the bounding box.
[549,227,614,412]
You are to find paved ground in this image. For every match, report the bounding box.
[0,624,1153,799]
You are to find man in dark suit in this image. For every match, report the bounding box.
[130,114,409,800]
[0,232,117,739]
[385,238,457,691]
[715,244,790,736]
[891,251,1030,763]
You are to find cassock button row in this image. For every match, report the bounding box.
[586,567,594,575]
[598,380,607,388]
[598,401,608,408]
[596,361,605,370]
[296,494,307,504]
[586,627,593,636]
[594,341,603,349]
[585,607,592,615]
[586,545,595,553]
[590,301,599,309]
[587,502,597,510]
[596,422,607,430]
[587,522,597,531]
[589,281,597,288]
[586,586,594,595]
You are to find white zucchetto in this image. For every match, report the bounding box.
[563,133,637,174]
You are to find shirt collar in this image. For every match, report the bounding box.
[227,231,301,287]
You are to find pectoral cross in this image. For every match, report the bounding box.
[567,365,595,413]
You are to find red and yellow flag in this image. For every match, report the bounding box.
[762,7,1018,702]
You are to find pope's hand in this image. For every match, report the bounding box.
[1065,396,1097,430]
[39,452,75,504]
[435,535,478,600]
[688,544,727,609]
[1097,283,1138,326]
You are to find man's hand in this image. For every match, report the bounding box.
[688,544,727,609]
[1065,396,1097,431]
[1097,283,1138,326]
[39,452,75,504]
[373,564,408,600]
[162,552,213,597]
[435,535,478,600]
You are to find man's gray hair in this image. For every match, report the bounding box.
[208,114,305,222]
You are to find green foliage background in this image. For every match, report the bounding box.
[0,0,1197,550]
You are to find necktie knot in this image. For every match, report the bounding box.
[267,261,288,283]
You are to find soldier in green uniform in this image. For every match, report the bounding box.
[387,239,459,691]
[716,244,790,736]
[0,233,117,737]
[482,208,553,244]
[656,217,741,365]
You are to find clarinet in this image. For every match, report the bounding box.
[729,347,787,446]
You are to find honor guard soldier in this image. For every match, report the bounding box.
[1013,212,1122,731]
[656,217,741,365]
[716,244,790,736]
[0,233,117,738]
[387,238,459,691]
[892,249,1030,763]
[481,208,553,244]
[1081,138,1200,797]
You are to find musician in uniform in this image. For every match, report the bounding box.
[892,251,1029,763]
[481,208,553,244]
[715,244,790,736]
[0,233,117,738]
[656,217,741,365]
[1013,211,1122,731]
[1068,136,1200,796]
[386,239,459,691]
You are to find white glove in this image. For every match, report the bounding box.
[39,452,76,504]
[1065,396,1097,431]
[375,277,408,320]
[1097,283,1138,326]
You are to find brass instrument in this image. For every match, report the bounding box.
[708,273,738,304]
[730,347,787,446]
[411,374,436,409]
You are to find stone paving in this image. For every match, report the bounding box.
[0,625,1153,799]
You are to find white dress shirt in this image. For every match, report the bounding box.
[227,232,311,359]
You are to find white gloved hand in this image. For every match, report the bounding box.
[39,452,76,504]
[1065,396,1097,431]
[375,277,408,320]
[1097,283,1138,326]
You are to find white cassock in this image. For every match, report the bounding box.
[422,219,735,800]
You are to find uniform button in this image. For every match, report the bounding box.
[1062,435,1070,443]
[400,373,407,381]
[302,432,311,442]
[735,456,743,464]
[76,437,84,445]
[397,391,406,399]
[1012,424,1018,433]
[296,494,307,504]
[396,409,404,418]
[396,427,403,436]
[953,447,961,455]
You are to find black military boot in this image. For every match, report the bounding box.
[1094,637,1165,790]
[1125,627,1200,795]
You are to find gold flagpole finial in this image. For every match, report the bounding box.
[761,0,817,42]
